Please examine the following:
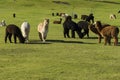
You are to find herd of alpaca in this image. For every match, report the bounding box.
[53,18,62,24]
[63,15,119,46]
[3,13,120,46]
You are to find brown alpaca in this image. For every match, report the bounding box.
[5,24,25,43]
[53,18,62,24]
[95,21,119,46]
[81,15,88,20]
[89,23,110,43]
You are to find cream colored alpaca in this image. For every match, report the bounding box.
[37,19,49,42]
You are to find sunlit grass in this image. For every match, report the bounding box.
[0,0,120,80]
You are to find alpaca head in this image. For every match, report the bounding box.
[20,37,25,43]
[94,21,102,28]
[44,19,49,25]
[65,16,72,21]
[18,33,25,43]
[89,13,93,16]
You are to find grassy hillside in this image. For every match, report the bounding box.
[0,0,120,80]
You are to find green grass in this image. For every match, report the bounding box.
[0,0,120,80]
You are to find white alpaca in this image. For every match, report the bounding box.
[21,22,30,42]
[0,20,6,27]
[37,19,49,42]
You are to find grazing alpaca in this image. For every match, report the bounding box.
[5,24,25,43]
[37,19,49,42]
[95,21,119,46]
[110,14,116,19]
[78,21,89,38]
[89,23,110,43]
[63,16,83,38]
[21,21,30,42]
[53,18,62,24]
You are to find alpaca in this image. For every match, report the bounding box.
[95,21,119,46]
[37,19,49,42]
[0,20,6,27]
[81,15,88,20]
[118,10,120,13]
[5,24,25,43]
[21,21,30,42]
[53,18,62,24]
[63,16,83,38]
[110,14,116,19]
[52,13,54,16]
[61,13,69,18]
[77,21,89,38]
[89,23,110,43]
[73,14,78,19]
[13,13,16,18]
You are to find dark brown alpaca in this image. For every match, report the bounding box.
[89,23,110,43]
[95,21,119,46]
[53,18,62,24]
[5,24,25,43]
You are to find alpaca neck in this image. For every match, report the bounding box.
[96,26,102,33]
[96,22,103,33]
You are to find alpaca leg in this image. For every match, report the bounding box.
[41,33,45,42]
[64,29,70,38]
[84,29,89,38]
[104,37,107,45]
[107,37,111,45]
[114,37,118,46]
[64,28,70,38]
[38,32,42,41]
[98,35,102,43]
[13,34,17,43]
[71,30,75,38]
[86,30,89,38]
[5,32,9,43]
[8,34,12,43]
[66,30,70,38]
[44,33,47,40]
[63,29,67,38]
[26,33,29,42]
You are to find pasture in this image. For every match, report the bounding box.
[0,0,120,80]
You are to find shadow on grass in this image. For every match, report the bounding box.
[27,39,96,44]
[86,0,120,5]
[83,36,99,39]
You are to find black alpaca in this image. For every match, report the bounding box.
[63,16,83,38]
[5,24,25,43]
[78,21,89,38]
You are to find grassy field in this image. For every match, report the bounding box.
[0,0,120,80]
